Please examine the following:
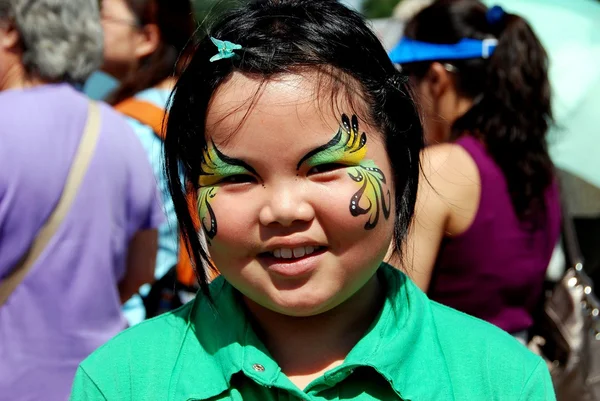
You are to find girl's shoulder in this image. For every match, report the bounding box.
[71,302,194,399]
[428,300,554,399]
[72,280,230,400]
[394,270,553,399]
[82,299,195,365]
[420,142,479,187]
[417,142,481,234]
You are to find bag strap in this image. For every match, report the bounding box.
[562,201,584,269]
[559,174,585,269]
[114,98,167,140]
[0,101,102,306]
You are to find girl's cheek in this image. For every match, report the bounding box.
[315,167,395,240]
[205,192,258,249]
[203,173,393,249]
[312,180,372,232]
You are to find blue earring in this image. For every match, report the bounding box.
[209,37,242,62]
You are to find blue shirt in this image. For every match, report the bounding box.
[120,87,179,325]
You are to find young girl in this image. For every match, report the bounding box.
[388,0,561,342]
[71,1,555,399]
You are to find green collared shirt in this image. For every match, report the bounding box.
[71,265,555,400]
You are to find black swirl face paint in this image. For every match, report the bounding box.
[299,114,391,230]
[348,162,391,230]
[198,143,257,243]
[197,186,218,242]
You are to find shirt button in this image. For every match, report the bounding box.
[252,363,265,372]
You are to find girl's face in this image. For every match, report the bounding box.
[202,72,395,317]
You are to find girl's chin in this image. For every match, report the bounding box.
[249,289,344,318]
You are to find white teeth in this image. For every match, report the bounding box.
[280,248,293,259]
[270,246,320,259]
[292,247,306,258]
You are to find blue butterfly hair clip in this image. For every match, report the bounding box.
[210,37,242,62]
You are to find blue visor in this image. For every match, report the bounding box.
[389,37,498,64]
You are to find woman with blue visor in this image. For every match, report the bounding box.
[388,0,561,343]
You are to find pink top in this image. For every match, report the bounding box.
[428,135,561,333]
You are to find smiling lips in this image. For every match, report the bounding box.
[270,246,322,259]
[260,245,325,277]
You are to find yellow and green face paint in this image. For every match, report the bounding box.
[198,143,256,243]
[298,114,391,230]
[198,113,390,242]
[297,113,367,169]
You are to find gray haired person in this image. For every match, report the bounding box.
[0,0,103,85]
[0,0,162,399]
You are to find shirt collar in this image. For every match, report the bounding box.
[343,265,455,400]
[170,277,274,400]
[171,265,455,401]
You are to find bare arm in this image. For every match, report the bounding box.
[119,229,158,304]
[387,144,480,291]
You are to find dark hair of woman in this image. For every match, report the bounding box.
[163,0,424,297]
[402,0,553,227]
[106,0,196,105]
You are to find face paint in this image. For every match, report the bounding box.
[197,186,217,242]
[298,114,391,230]
[199,143,256,187]
[348,160,391,230]
[297,114,367,170]
[198,142,257,243]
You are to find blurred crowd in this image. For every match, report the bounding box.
[0,0,598,400]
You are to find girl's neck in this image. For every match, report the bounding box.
[243,273,384,381]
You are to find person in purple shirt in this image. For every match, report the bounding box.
[0,0,163,399]
[387,0,561,341]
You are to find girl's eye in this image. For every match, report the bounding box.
[219,175,256,185]
[307,163,346,176]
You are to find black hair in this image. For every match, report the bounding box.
[401,0,554,227]
[164,0,423,297]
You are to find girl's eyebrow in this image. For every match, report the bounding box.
[209,143,259,176]
[296,130,341,171]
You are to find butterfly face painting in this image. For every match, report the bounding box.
[198,142,257,243]
[299,114,391,230]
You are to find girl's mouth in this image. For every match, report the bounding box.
[258,246,327,277]
[261,245,326,260]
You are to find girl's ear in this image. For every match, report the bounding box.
[422,62,452,100]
